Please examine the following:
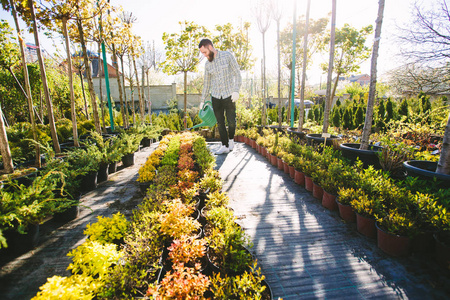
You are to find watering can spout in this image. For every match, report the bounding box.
[188,100,216,130]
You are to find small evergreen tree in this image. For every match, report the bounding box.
[307,108,315,121]
[376,98,386,130]
[398,98,409,120]
[385,97,394,123]
[342,107,353,129]
[331,106,341,128]
[354,105,364,129]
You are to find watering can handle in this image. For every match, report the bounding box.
[202,100,212,110]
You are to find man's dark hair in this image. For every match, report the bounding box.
[199,39,213,49]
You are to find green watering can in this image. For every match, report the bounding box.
[189,100,217,130]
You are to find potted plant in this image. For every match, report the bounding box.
[209,263,272,300]
[65,147,100,192]
[117,132,143,167]
[336,187,358,223]
[0,171,73,252]
[206,222,254,276]
[376,208,415,257]
[351,192,383,239]
[159,199,201,242]
[148,262,210,299]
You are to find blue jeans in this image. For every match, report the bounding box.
[212,96,236,147]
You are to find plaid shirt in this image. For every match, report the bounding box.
[201,51,242,102]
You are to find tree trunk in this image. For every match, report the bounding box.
[62,17,80,147]
[146,69,151,123]
[10,0,40,166]
[28,0,60,153]
[133,57,144,124]
[0,104,13,173]
[360,0,385,150]
[298,0,311,132]
[79,69,89,119]
[276,18,281,128]
[322,0,337,134]
[436,112,450,175]
[77,19,101,134]
[141,65,146,123]
[97,42,106,133]
[119,56,129,128]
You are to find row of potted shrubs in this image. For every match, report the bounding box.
[33,131,272,299]
[236,127,450,264]
[0,125,161,252]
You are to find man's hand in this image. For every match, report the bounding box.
[199,102,204,109]
[231,92,239,102]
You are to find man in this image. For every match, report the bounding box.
[199,38,242,155]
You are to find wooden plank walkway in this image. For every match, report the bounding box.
[213,141,449,300]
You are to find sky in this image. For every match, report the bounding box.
[0,0,419,86]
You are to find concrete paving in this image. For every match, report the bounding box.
[213,141,450,300]
[1,140,449,300]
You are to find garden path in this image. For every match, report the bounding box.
[213,141,449,300]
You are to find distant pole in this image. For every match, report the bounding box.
[298,0,310,131]
[101,0,114,131]
[290,0,297,128]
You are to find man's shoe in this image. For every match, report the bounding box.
[215,145,230,155]
[229,139,235,151]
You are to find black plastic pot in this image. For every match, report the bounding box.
[141,137,151,148]
[339,143,383,169]
[306,133,341,148]
[403,160,450,188]
[3,223,40,255]
[287,127,306,142]
[108,161,118,174]
[122,153,135,167]
[97,163,109,183]
[79,171,98,192]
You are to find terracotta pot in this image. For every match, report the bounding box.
[289,165,295,179]
[312,182,323,200]
[256,144,260,153]
[251,139,257,149]
[277,157,284,170]
[304,176,313,192]
[283,161,290,174]
[294,169,305,186]
[356,213,377,239]
[270,154,278,166]
[376,223,411,257]
[322,190,338,211]
[261,147,267,157]
[336,199,356,222]
[411,230,436,254]
[266,149,271,160]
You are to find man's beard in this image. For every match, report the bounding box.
[207,50,214,62]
